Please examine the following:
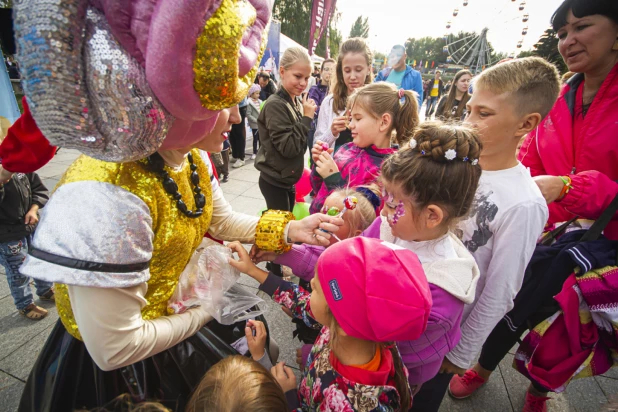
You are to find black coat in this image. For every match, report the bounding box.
[255,88,311,188]
[0,173,48,242]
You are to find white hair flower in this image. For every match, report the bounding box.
[445,149,457,161]
[409,139,417,149]
[471,159,479,166]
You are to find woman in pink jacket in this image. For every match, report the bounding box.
[519,0,618,241]
[457,1,618,411]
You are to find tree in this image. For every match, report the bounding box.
[349,15,369,38]
[405,36,445,66]
[273,0,342,57]
[0,0,12,7]
[530,28,567,74]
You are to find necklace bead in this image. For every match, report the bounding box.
[147,152,205,218]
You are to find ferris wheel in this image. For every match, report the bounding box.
[443,0,531,73]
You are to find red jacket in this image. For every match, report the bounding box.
[518,63,618,240]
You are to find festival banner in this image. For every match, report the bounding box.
[259,21,281,81]
[308,0,336,55]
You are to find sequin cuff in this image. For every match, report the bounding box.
[255,210,295,254]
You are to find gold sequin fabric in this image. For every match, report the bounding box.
[54,150,213,340]
[193,0,266,111]
[255,210,295,254]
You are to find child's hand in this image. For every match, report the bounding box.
[315,151,339,179]
[250,244,278,264]
[439,358,466,376]
[245,319,268,361]
[295,348,303,368]
[330,115,348,138]
[311,140,333,163]
[228,241,267,282]
[302,93,317,119]
[271,362,297,393]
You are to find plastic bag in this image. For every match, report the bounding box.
[168,240,264,325]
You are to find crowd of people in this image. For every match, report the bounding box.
[0,0,617,411]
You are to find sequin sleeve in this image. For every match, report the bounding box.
[20,181,154,288]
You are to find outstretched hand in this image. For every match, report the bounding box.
[228,241,267,282]
[288,214,344,247]
[250,244,278,264]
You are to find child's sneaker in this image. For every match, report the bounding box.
[448,370,487,399]
[522,392,550,412]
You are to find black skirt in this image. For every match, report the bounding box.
[19,318,265,412]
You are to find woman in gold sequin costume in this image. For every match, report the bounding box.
[11,1,342,411]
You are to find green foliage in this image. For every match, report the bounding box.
[530,29,567,74]
[349,15,369,38]
[273,0,342,57]
[0,0,13,7]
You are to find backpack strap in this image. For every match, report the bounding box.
[580,193,618,242]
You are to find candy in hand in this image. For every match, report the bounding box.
[326,207,340,216]
[321,143,329,152]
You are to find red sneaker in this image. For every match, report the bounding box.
[448,370,487,399]
[522,391,550,412]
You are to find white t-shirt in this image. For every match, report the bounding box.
[446,162,549,369]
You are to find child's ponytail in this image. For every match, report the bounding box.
[393,90,419,146]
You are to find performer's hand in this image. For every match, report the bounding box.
[287,214,344,246]
[315,151,339,179]
[228,241,267,283]
[271,362,297,393]
[250,245,277,264]
[439,358,466,376]
[311,140,333,163]
[245,319,268,361]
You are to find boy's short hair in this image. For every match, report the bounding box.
[475,57,561,119]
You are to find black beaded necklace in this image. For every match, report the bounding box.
[147,152,206,218]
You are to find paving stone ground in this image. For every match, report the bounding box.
[1,124,616,411]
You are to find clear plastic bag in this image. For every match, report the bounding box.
[168,240,264,325]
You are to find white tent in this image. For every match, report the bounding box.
[280,34,324,63]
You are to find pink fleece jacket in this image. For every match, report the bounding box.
[518,64,618,240]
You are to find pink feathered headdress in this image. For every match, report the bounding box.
[13,0,272,162]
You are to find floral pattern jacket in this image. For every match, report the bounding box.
[259,273,409,411]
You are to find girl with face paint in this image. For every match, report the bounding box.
[376,122,484,390]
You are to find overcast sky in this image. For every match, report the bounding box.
[335,0,565,55]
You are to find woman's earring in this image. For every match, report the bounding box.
[613,39,618,51]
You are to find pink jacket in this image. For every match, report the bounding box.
[518,64,618,240]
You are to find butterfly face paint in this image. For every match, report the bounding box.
[383,190,406,226]
[393,201,406,225]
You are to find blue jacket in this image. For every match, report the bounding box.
[375,65,424,107]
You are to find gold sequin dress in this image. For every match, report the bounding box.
[18,150,261,411]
